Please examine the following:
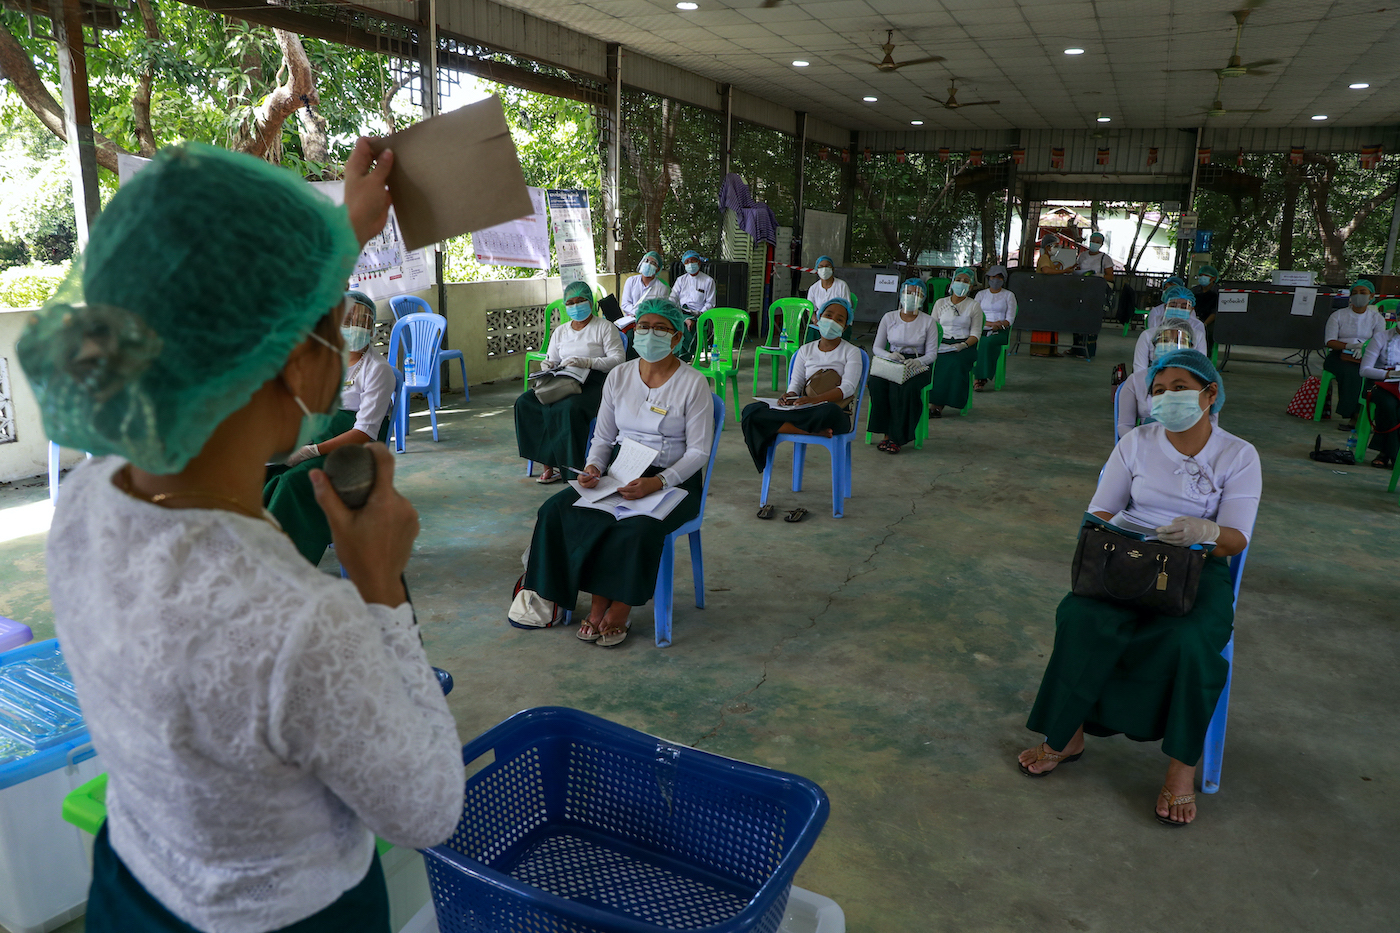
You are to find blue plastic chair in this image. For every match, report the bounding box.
[1113,381,1125,443]
[1201,545,1249,795]
[390,295,469,405]
[760,350,871,518]
[652,393,725,648]
[387,312,447,444]
[386,367,407,453]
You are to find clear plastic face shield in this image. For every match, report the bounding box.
[342,296,375,332]
[1153,327,1194,358]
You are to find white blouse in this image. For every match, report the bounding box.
[1075,250,1113,276]
[932,297,985,351]
[669,272,716,317]
[620,273,669,316]
[1090,422,1261,541]
[46,459,463,933]
[977,288,1017,328]
[787,339,865,400]
[873,310,939,366]
[341,348,396,439]
[545,315,625,372]
[1116,372,1219,440]
[1325,307,1386,349]
[1132,319,1209,372]
[589,361,714,488]
[806,278,851,313]
[1360,329,1400,380]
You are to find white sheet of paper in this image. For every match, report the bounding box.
[1216,292,1248,313]
[570,476,623,502]
[608,438,660,484]
[1290,287,1317,317]
[754,397,823,410]
[874,273,899,293]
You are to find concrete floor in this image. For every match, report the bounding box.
[3,329,1396,932]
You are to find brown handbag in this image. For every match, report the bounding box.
[804,368,854,413]
[1070,522,1208,617]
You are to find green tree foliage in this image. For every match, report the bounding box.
[0,93,81,264]
[847,151,984,264]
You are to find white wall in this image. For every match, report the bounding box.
[0,308,84,483]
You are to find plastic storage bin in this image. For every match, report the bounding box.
[0,617,31,652]
[423,707,829,933]
[0,639,101,933]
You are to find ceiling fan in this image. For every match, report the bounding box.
[1179,75,1272,117]
[838,30,944,72]
[925,80,999,110]
[1164,8,1279,78]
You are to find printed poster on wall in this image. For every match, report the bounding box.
[546,188,597,291]
[472,187,550,269]
[310,180,434,304]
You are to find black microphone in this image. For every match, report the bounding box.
[323,445,376,509]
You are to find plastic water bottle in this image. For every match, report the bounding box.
[1346,428,1358,458]
[779,328,790,349]
[404,354,417,384]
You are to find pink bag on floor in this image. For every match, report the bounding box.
[1286,376,1321,419]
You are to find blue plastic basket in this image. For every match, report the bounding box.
[423,707,829,933]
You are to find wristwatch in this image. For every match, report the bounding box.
[658,474,669,490]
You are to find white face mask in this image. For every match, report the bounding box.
[1150,388,1207,432]
[818,266,834,281]
[1088,242,1102,254]
[685,262,700,275]
[817,317,844,340]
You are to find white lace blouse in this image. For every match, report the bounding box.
[47,458,463,933]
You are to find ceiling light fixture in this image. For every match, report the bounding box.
[792,60,809,67]
[1064,48,1085,55]
[1097,115,1111,123]
[1349,82,1370,89]
[911,120,924,125]
[1311,114,1328,120]
[676,2,697,9]
[863,96,878,102]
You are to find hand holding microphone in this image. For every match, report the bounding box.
[312,444,418,606]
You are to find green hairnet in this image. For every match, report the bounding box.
[635,297,685,333]
[17,142,361,474]
[1148,349,1225,414]
[953,266,975,281]
[639,250,662,270]
[1198,265,1219,278]
[1352,278,1376,294]
[564,279,595,308]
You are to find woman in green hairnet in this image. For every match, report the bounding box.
[262,289,398,564]
[510,298,714,647]
[18,141,462,933]
[927,267,984,417]
[514,279,625,484]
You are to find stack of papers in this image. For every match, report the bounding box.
[753,397,824,410]
[529,365,589,383]
[570,439,687,520]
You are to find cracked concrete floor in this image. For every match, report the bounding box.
[3,330,1396,932]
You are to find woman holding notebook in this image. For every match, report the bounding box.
[513,298,714,647]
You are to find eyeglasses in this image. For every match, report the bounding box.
[565,300,590,308]
[635,324,677,336]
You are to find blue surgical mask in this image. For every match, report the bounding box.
[1088,242,1102,253]
[1198,275,1213,288]
[640,261,658,277]
[566,301,592,321]
[1150,388,1206,433]
[685,262,700,275]
[1350,293,1370,309]
[271,332,342,463]
[951,281,971,297]
[633,331,675,362]
[817,317,844,340]
[1163,304,1191,321]
[340,325,372,351]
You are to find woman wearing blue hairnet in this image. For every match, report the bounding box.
[867,279,937,453]
[512,298,714,647]
[514,279,625,485]
[1132,286,1206,372]
[1322,279,1387,431]
[927,267,983,417]
[1143,275,1186,330]
[1116,323,1219,441]
[18,141,462,932]
[1020,350,1261,828]
[669,249,716,360]
[262,290,398,564]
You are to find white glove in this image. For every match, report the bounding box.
[1154,516,1220,547]
[562,357,589,369]
[539,359,558,371]
[888,351,906,361]
[285,443,320,468]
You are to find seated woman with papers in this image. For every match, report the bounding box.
[1020,350,1260,828]
[740,298,862,520]
[1359,325,1400,469]
[512,298,714,647]
[515,280,625,484]
[867,278,937,454]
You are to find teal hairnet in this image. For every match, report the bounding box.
[901,277,927,299]
[681,250,705,263]
[564,279,595,309]
[638,250,662,271]
[1165,275,1186,287]
[1198,265,1219,278]
[815,255,834,268]
[818,296,852,325]
[1162,285,1197,307]
[1352,278,1376,294]
[346,290,376,315]
[1148,349,1225,414]
[953,266,975,281]
[635,297,685,333]
[17,142,361,474]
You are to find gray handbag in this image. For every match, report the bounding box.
[532,373,583,404]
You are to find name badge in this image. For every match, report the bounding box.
[649,404,668,415]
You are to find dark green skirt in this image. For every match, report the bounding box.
[740,401,851,472]
[1369,387,1400,460]
[263,409,389,565]
[1323,349,1365,418]
[1026,557,1234,766]
[928,345,976,408]
[524,467,704,608]
[86,823,389,933]
[514,369,607,469]
[866,368,933,446]
[974,329,1009,380]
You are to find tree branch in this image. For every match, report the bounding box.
[231,28,320,160]
[1340,181,1398,240]
[131,0,161,156]
[380,74,408,134]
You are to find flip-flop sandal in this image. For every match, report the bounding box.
[536,469,563,484]
[1154,785,1195,827]
[576,620,602,642]
[597,620,631,648]
[757,504,776,519]
[928,408,943,419]
[1372,457,1393,469]
[784,507,808,523]
[1017,742,1083,778]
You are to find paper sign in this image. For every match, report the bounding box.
[367,96,532,251]
[473,187,550,269]
[311,181,435,304]
[117,154,151,184]
[1217,292,1249,313]
[874,273,899,293]
[547,189,598,291]
[1290,287,1318,317]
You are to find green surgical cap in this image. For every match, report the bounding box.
[953,266,975,281]
[1352,278,1376,293]
[1199,265,1219,278]
[635,297,685,333]
[17,142,361,474]
[564,279,595,307]
[1148,349,1225,414]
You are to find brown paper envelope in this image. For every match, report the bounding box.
[367,96,532,251]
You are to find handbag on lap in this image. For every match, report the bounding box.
[1070,521,1208,617]
[804,368,854,414]
[532,373,584,405]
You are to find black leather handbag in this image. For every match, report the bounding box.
[1070,522,1208,617]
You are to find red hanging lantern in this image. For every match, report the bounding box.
[1197,147,1212,165]
[969,148,983,166]
[1050,147,1064,170]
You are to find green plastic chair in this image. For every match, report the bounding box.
[1314,338,1372,421]
[990,340,1010,391]
[692,307,750,421]
[523,298,567,381]
[861,323,972,449]
[1122,308,1149,337]
[1375,298,1399,316]
[927,277,951,306]
[754,298,814,395]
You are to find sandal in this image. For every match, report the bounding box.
[886,442,901,455]
[756,504,776,520]
[1017,742,1083,778]
[928,407,943,419]
[1155,785,1196,827]
[784,507,808,523]
[1372,457,1393,469]
[576,618,602,642]
[597,619,630,648]
[974,380,989,392]
[537,467,563,484]
[877,439,893,451]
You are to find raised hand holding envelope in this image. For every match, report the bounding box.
[366,96,532,251]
